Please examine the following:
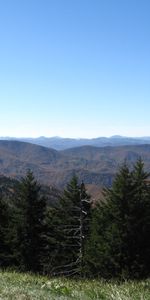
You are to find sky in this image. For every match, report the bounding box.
[0,0,150,138]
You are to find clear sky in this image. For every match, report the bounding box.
[0,0,150,138]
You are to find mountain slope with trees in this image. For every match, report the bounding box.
[0,159,150,280]
[0,141,150,188]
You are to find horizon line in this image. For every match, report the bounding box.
[0,135,150,140]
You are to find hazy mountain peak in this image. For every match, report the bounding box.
[1,136,150,150]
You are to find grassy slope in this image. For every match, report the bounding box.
[0,271,150,300]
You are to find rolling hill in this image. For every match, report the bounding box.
[0,140,150,189]
[1,135,150,150]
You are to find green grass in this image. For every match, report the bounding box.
[0,271,150,299]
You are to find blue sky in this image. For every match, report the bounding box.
[0,0,150,138]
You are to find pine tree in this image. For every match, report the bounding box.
[16,170,47,273]
[85,160,150,279]
[128,158,150,277]
[0,194,12,267]
[52,176,91,277]
[44,205,62,274]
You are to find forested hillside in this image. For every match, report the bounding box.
[0,159,150,279]
[1,141,150,188]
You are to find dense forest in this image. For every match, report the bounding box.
[0,158,150,279]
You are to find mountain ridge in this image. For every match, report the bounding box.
[1,136,150,150]
[0,140,150,189]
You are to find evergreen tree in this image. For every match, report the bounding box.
[43,205,62,274]
[16,170,47,273]
[52,175,91,276]
[86,160,150,279]
[128,158,150,277]
[0,194,12,267]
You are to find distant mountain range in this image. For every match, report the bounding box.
[1,135,150,150]
[0,140,150,191]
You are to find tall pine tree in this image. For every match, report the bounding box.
[16,170,47,273]
[52,175,91,277]
[85,159,150,279]
[0,194,12,267]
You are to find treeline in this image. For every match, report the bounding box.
[0,158,150,279]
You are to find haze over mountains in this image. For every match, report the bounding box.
[0,140,150,190]
[1,136,150,150]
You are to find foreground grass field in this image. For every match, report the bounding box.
[0,271,150,300]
